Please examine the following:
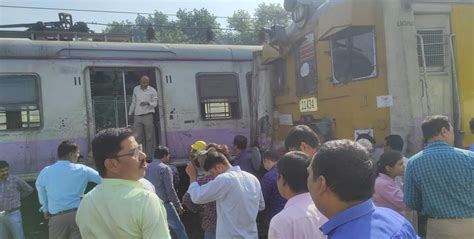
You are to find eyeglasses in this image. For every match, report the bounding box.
[115,144,144,160]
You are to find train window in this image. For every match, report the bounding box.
[295,32,317,96]
[0,75,41,130]
[417,30,445,72]
[330,26,377,84]
[196,73,240,120]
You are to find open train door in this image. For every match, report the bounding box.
[85,67,164,153]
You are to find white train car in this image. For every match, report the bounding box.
[0,39,261,180]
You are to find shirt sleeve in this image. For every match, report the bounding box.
[187,176,229,204]
[261,174,272,203]
[35,170,48,212]
[377,178,407,212]
[258,188,265,212]
[391,222,420,239]
[16,176,33,198]
[163,167,180,208]
[403,161,421,211]
[129,87,136,116]
[85,166,102,184]
[141,193,171,239]
[150,88,158,108]
[268,218,282,239]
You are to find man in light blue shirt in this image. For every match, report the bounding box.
[36,140,101,239]
[307,139,419,239]
[185,148,265,239]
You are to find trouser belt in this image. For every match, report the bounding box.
[51,208,78,217]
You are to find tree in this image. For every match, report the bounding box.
[103,5,289,45]
[176,8,220,44]
[221,4,289,45]
[224,10,257,45]
[254,3,290,31]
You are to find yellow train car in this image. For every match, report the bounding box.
[257,0,474,155]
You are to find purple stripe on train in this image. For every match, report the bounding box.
[165,128,250,159]
[0,137,88,176]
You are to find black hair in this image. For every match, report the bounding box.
[376,151,403,174]
[384,134,404,152]
[57,140,79,159]
[263,150,279,162]
[284,125,321,150]
[206,143,230,158]
[203,150,230,171]
[311,139,376,202]
[233,135,248,150]
[154,146,170,159]
[277,151,310,193]
[0,160,9,169]
[421,115,451,141]
[470,118,474,132]
[92,128,134,177]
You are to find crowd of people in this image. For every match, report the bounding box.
[0,115,473,239]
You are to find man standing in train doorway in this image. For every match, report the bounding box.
[129,75,158,160]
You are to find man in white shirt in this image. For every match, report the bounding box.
[129,75,158,159]
[268,151,327,239]
[185,149,265,239]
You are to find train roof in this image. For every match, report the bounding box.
[0,39,262,61]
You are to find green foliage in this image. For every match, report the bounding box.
[103,4,290,45]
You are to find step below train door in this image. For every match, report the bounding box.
[86,67,164,156]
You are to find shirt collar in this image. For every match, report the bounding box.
[426,140,450,148]
[320,199,375,235]
[227,166,241,173]
[56,160,71,165]
[285,192,310,209]
[102,178,142,187]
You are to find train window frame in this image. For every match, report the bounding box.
[196,72,241,121]
[0,74,43,131]
[295,32,317,96]
[416,29,446,73]
[329,26,377,84]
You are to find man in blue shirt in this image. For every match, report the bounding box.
[260,150,286,227]
[36,141,101,239]
[145,146,187,239]
[232,135,261,177]
[307,139,419,239]
[404,115,474,238]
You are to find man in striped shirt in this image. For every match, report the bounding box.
[404,115,474,239]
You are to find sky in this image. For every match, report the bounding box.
[0,0,284,32]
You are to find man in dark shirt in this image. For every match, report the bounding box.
[0,160,33,239]
[260,150,286,226]
[232,135,261,177]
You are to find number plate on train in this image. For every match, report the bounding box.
[299,97,318,112]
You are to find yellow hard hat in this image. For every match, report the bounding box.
[191,140,207,151]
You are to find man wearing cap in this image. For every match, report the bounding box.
[129,75,158,160]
